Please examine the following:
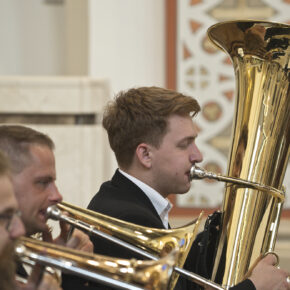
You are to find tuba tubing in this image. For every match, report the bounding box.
[190,165,285,200]
[47,203,224,290]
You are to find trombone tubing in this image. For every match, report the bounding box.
[47,206,224,290]
[16,245,144,290]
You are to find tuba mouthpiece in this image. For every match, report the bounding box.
[190,165,208,180]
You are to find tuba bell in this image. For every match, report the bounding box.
[195,20,290,287]
[15,236,177,290]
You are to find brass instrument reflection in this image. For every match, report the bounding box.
[15,236,177,290]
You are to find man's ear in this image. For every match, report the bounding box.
[136,143,152,168]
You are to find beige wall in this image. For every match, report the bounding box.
[88,0,165,94]
[0,0,289,273]
[0,0,165,93]
[0,0,65,74]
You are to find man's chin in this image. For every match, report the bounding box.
[173,190,189,196]
[27,222,49,237]
[177,184,191,195]
[176,191,189,195]
[38,211,48,223]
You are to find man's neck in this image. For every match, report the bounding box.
[120,167,155,192]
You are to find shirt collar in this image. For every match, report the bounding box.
[118,169,172,228]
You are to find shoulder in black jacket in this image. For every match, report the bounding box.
[68,170,255,290]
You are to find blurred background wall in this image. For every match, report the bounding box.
[0,0,165,204]
[171,0,290,212]
[0,0,165,90]
[0,0,289,268]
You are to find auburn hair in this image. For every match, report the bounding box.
[103,86,200,168]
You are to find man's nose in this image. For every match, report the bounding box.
[189,144,203,163]
[49,183,63,203]
[10,215,25,239]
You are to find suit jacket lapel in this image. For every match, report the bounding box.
[111,169,164,227]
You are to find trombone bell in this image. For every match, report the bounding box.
[50,201,203,289]
[47,203,225,290]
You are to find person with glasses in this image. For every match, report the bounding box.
[0,151,62,288]
[0,150,25,289]
[0,125,93,289]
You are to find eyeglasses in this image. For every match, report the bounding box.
[0,210,22,233]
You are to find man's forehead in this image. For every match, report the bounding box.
[0,176,17,213]
[24,144,56,176]
[167,115,198,135]
[192,122,199,133]
[29,144,55,161]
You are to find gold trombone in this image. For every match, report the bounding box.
[15,236,177,290]
[47,202,224,290]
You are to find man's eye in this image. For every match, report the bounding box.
[178,143,188,149]
[0,214,11,220]
[37,180,50,186]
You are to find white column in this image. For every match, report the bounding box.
[88,0,165,94]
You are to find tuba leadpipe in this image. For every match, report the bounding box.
[190,165,285,200]
[47,203,224,290]
[15,236,177,290]
[203,20,289,288]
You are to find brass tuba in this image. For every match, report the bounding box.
[15,236,177,290]
[198,20,290,287]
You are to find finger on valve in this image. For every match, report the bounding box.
[26,263,45,288]
[263,252,279,266]
[54,219,70,246]
[37,273,62,290]
[249,255,289,290]
[14,264,45,290]
[66,228,93,252]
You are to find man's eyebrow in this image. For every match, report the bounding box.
[179,135,197,142]
[35,176,54,181]
[0,207,15,215]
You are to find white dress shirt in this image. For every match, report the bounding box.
[119,169,172,229]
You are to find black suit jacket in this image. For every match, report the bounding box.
[87,170,255,290]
